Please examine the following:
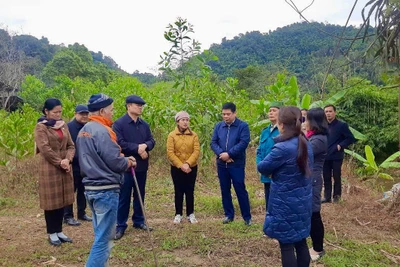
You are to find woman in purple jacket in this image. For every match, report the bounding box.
[257,106,313,267]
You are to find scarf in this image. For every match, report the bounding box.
[37,116,65,129]
[89,115,117,143]
[306,130,315,139]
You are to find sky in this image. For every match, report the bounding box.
[0,0,371,74]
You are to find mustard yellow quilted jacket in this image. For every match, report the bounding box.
[167,127,200,168]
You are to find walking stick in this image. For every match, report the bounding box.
[131,167,159,267]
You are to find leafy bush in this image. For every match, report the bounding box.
[337,78,398,160]
[0,104,40,170]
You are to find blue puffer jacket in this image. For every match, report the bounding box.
[257,136,313,244]
[256,125,280,183]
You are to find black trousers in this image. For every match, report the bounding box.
[279,238,310,267]
[45,208,64,234]
[264,183,271,212]
[323,159,343,200]
[64,171,87,219]
[310,212,324,252]
[171,165,197,216]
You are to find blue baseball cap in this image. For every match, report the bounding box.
[75,104,89,113]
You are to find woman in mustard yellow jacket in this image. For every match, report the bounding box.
[167,111,200,224]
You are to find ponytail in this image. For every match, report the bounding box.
[297,133,310,176]
[278,106,310,176]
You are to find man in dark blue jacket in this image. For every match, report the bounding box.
[64,105,92,226]
[322,105,355,203]
[114,95,155,240]
[211,102,252,225]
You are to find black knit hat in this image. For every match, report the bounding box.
[87,93,114,112]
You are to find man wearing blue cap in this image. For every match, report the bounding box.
[77,93,136,267]
[114,95,155,240]
[64,104,92,226]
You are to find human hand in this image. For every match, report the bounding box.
[127,156,137,168]
[138,144,148,154]
[337,144,341,151]
[219,152,230,161]
[60,159,70,170]
[139,151,148,160]
[226,158,234,163]
[181,163,191,173]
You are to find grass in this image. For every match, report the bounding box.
[321,234,400,267]
[0,150,399,266]
[0,197,16,209]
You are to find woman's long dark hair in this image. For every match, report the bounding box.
[306,108,328,135]
[42,98,62,115]
[278,106,310,176]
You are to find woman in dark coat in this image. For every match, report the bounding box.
[34,98,75,246]
[305,108,328,260]
[257,106,313,267]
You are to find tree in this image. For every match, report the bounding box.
[0,28,25,110]
[361,0,400,149]
[362,0,400,65]
[159,17,202,89]
[41,49,87,83]
[68,43,93,64]
[13,34,52,64]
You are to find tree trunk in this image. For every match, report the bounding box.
[398,84,400,150]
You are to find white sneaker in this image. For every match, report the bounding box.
[187,213,198,224]
[309,248,325,261]
[173,214,182,224]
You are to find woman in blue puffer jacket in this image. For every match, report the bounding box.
[257,106,313,267]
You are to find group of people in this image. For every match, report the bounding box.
[256,103,355,266]
[34,94,151,266]
[209,101,355,266]
[34,92,355,267]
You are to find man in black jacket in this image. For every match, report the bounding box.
[322,105,355,203]
[64,105,92,226]
[113,95,156,240]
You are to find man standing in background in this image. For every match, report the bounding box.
[114,95,156,240]
[63,105,92,226]
[323,104,355,203]
[211,102,252,225]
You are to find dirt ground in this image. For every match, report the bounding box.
[0,159,400,266]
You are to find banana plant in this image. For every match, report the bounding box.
[307,90,367,140]
[309,90,347,109]
[345,145,400,180]
[250,74,366,140]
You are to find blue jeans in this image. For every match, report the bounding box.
[85,189,119,267]
[116,171,147,232]
[217,167,251,221]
